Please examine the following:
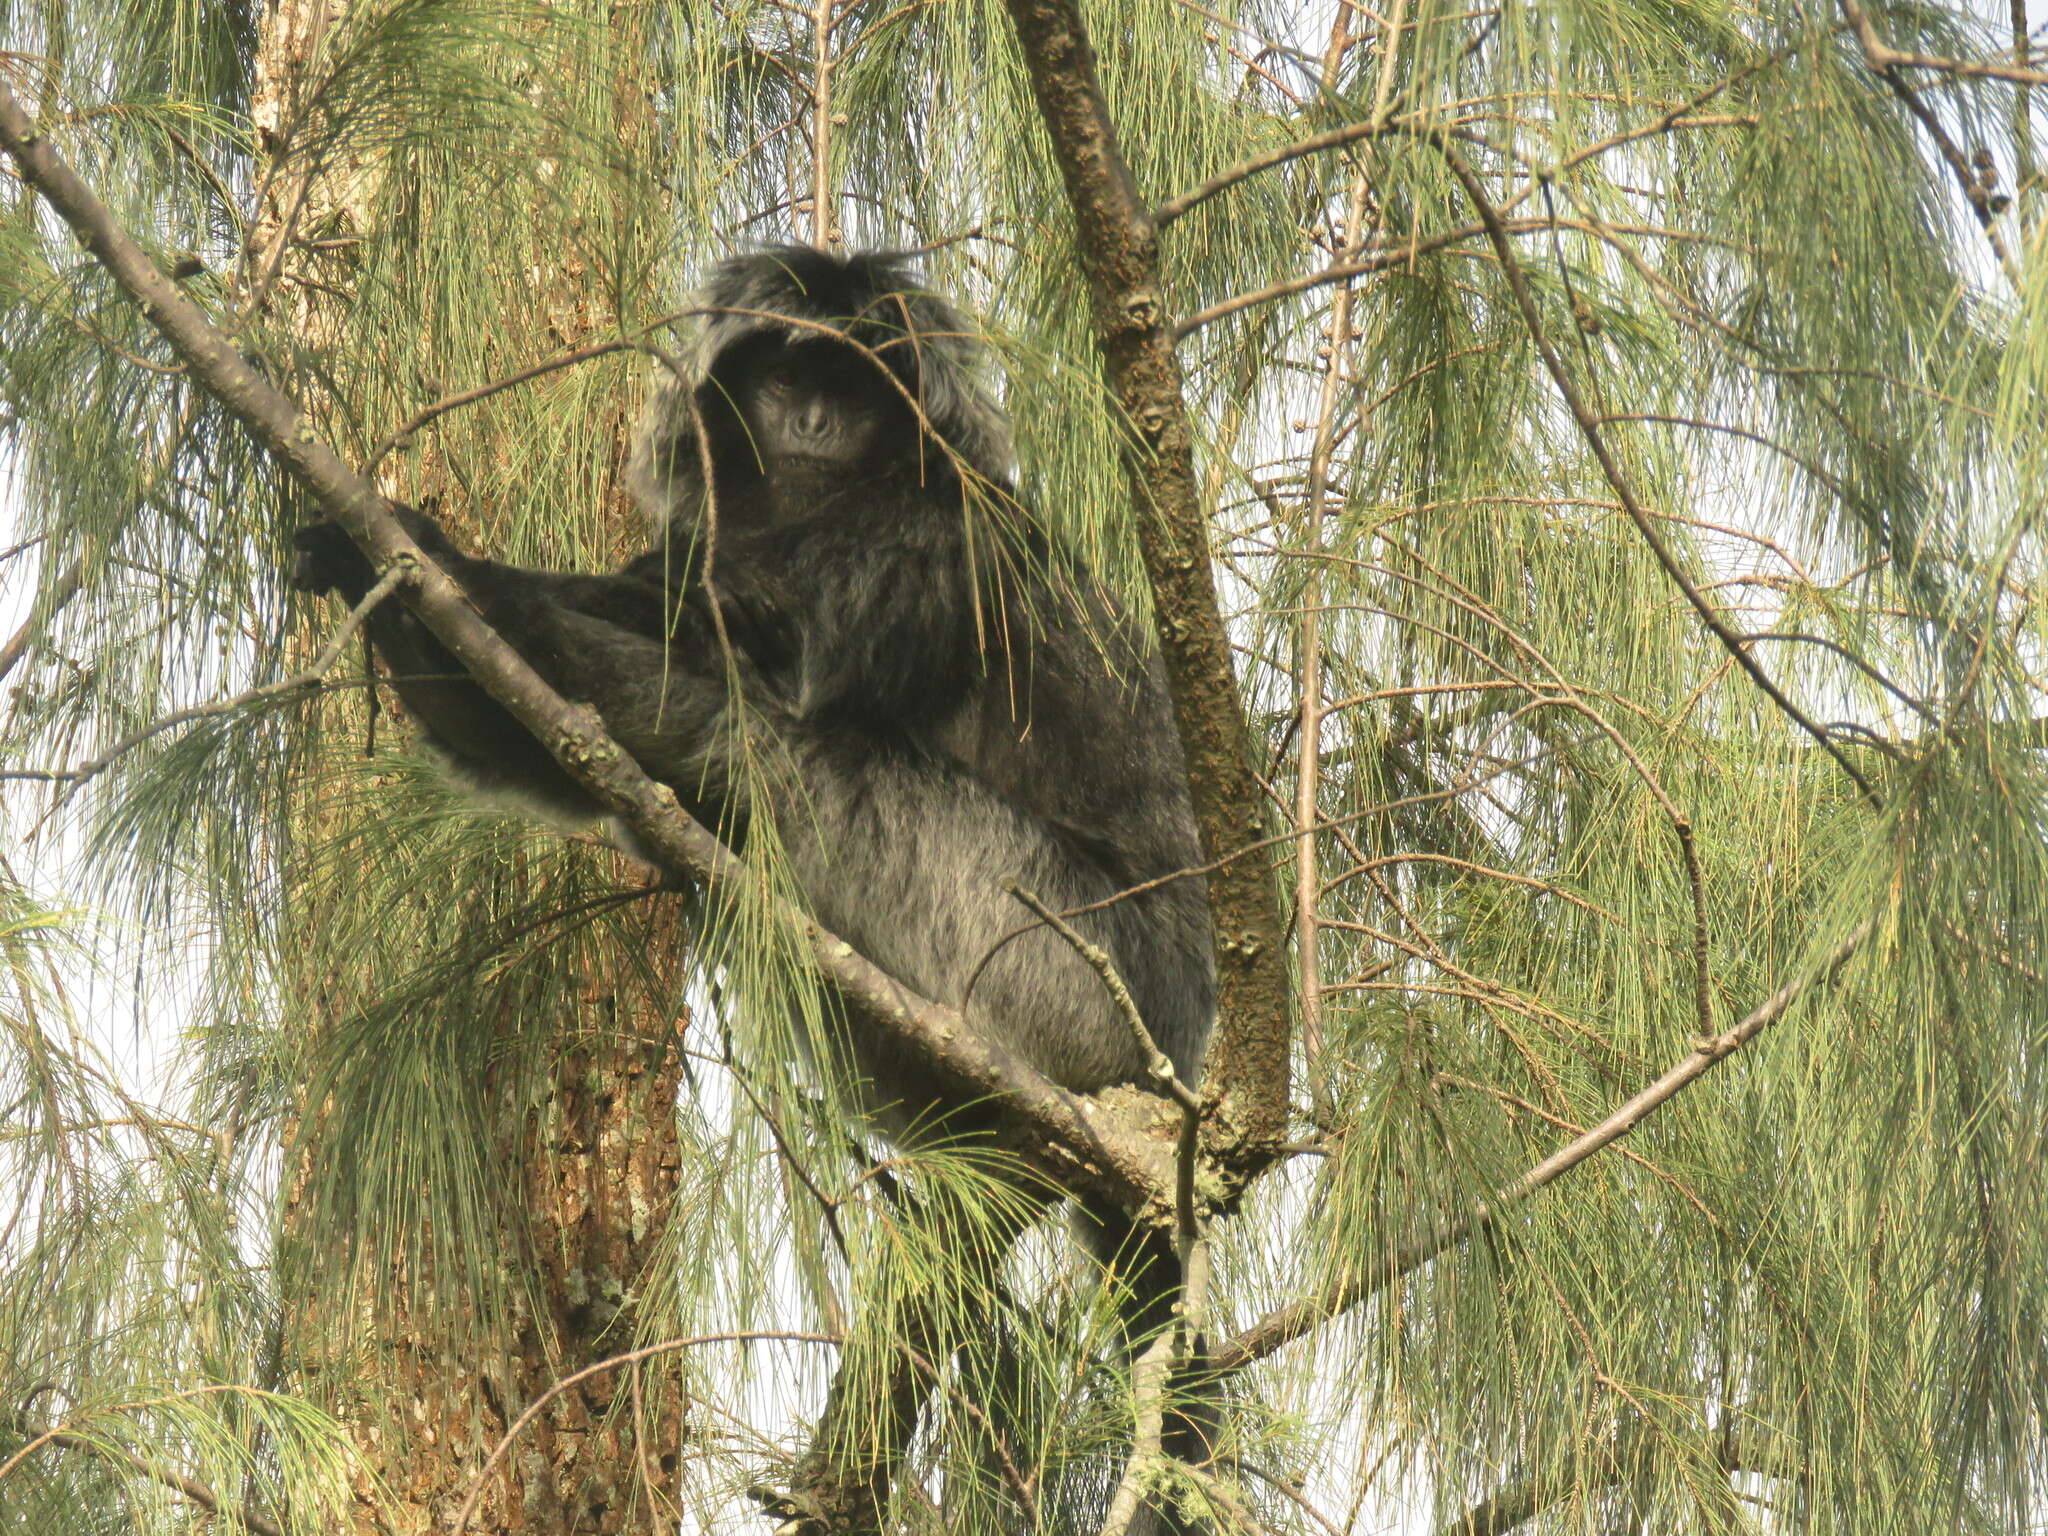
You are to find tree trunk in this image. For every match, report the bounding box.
[253,3,687,1531]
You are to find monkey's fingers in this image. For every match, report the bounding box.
[289,520,375,599]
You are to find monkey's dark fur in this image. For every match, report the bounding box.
[293,245,1216,1525]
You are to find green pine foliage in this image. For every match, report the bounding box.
[3,0,2047,1530]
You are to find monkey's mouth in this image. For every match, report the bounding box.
[771,451,856,473]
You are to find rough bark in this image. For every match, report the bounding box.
[1000,0,1294,1172]
[249,6,690,1531]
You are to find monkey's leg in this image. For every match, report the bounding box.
[763,1325,930,1536]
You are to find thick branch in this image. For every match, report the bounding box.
[1214,925,1867,1369]
[0,78,1171,1217]
[1001,0,1293,1166]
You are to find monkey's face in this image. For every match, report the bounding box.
[713,336,913,477]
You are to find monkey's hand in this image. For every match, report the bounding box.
[718,589,795,670]
[291,502,455,602]
[289,520,376,601]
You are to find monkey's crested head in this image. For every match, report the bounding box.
[626,246,1014,532]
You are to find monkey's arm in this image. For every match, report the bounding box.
[291,509,723,827]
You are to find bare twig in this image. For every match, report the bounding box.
[0,394,202,687]
[1292,136,1375,1098]
[1176,228,1484,337]
[1004,878,1214,1536]
[1003,882,1202,1236]
[1739,631,1937,722]
[1,1387,290,1536]
[1839,5,2022,283]
[1174,44,1804,338]
[1172,211,1719,338]
[2012,0,2036,199]
[1097,1327,1183,1536]
[808,0,839,246]
[962,753,1537,1005]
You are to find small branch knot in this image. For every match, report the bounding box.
[1123,288,1163,326]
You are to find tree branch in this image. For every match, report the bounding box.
[1156,117,1392,226]
[450,1331,841,1536]
[1214,924,1868,1369]
[362,330,681,475]
[1001,0,1293,1168]
[1839,0,2048,87]
[34,564,410,800]
[1838,3,2021,283]
[1423,133,1881,804]
[12,1426,289,1536]
[0,76,1173,1218]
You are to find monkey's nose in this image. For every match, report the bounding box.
[794,402,832,441]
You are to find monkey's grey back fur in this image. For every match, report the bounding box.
[627,245,1014,535]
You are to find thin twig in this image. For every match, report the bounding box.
[1739,631,1936,722]
[960,754,1536,1007]
[37,564,410,803]
[363,320,692,474]
[1292,138,1375,1100]
[1174,43,1802,337]
[1096,1326,1183,1536]
[1156,118,1393,226]
[1841,6,2021,284]
[0,393,202,687]
[450,1332,841,1535]
[1214,923,1869,1370]
[0,1385,290,1536]
[1002,881,1203,1238]
[808,0,839,246]
[1176,226,1483,337]
[1174,211,1722,338]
